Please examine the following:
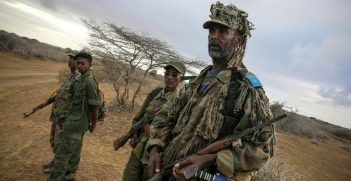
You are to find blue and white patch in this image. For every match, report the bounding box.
[246,72,262,88]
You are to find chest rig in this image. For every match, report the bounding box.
[217,69,262,139]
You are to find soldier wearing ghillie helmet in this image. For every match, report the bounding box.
[147,1,275,181]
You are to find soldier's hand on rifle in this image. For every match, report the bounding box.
[129,133,139,148]
[172,154,217,180]
[143,123,151,134]
[148,146,161,178]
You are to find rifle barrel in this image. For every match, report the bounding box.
[228,114,287,142]
[157,114,287,178]
[113,116,152,151]
[181,76,197,81]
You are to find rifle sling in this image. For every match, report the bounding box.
[218,69,244,139]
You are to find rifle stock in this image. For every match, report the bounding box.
[113,133,132,151]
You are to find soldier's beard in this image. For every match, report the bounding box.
[208,39,236,66]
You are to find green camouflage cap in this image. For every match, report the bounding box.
[68,50,79,59]
[68,53,76,59]
[164,61,186,75]
[203,1,254,37]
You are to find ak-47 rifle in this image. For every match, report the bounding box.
[113,115,153,151]
[181,76,197,81]
[148,114,287,181]
[23,85,61,118]
[23,103,48,118]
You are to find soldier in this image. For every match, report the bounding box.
[121,61,186,181]
[42,54,79,174]
[48,52,100,181]
[147,2,275,181]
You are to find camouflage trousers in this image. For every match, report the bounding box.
[122,152,149,181]
[48,134,84,181]
[49,122,63,153]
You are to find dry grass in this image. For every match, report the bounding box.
[253,153,306,181]
[57,68,69,83]
[341,145,351,152]
[276,113,329,140]
[271,101,351,142]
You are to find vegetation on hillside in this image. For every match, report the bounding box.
[0,30,75,61]
[271,101,351,142]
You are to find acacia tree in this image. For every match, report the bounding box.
[83,19,207,109]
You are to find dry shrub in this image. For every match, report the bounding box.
[341,145,351,152]
[252,153,306,181]
[0,30,68,61]
[271,102,328,141]
[57,68,69,83]
[331,128,351,141]
[149,69,157,77]
[107,100,135,113]
[310,119,351,141]
[271,102,351,141]
[270,101,286,117]
[277,113,328,140]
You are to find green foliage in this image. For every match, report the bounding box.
[65,48,73,53]
[0,30,68,61]
[149,69,157,77]
[270,101,286,117]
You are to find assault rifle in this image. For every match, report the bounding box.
[181,76,197,81]
[23,84,62,118]
[23,94,57,118]
[148,114,287,181]
[113,115,152,151]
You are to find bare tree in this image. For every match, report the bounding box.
[83,19,207,110]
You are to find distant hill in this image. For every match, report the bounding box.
[271,101,351,142]
[0,30,72,61]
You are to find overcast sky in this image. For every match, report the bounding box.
[1,0,350,128]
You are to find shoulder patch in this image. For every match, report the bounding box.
[245,72,262,88]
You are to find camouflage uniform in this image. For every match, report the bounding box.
[48,69,100,181]
[49,72,80,153]
[147,67,274,180]
[146,2,275,180]
[123,61,186,181]
[123,86,180,181]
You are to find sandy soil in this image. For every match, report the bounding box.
[0,52,350,181]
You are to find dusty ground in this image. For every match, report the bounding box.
[0,52,350,181]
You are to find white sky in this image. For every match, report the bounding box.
[1,0,350,128]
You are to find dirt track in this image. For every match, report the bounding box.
[0,52,350,181]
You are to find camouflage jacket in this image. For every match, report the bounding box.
[146,66,275,178]
[50,71,80,124]
[132,86,180,164]
[63,69,100,139]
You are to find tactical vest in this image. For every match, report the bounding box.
[218,69,262,139]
